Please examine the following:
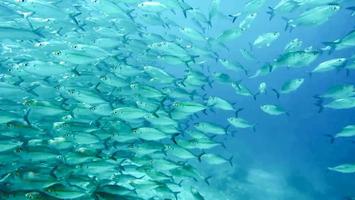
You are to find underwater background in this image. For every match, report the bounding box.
[0,0,354,199]
[165,1,355,199]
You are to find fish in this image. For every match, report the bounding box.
[0,139,23,153]
[318,84,355,99]
[191,187,205,200]
[0,0,352,198]
[218,58,248,74]
[258,82,267,94]
[228,117,255,130]
[240,48,257,61]
[137,1,169,13]
[198,152,233,166]
[283,4,341,31]
[347,6,355,16]
[132,127,169,141]
[284,38,303,52]
[231,81,257,99]
[0,27,44,40]
[323,97,355,109]
[267,0,300,20]
[244,0,266,13]
[217,27,245,43]
[252,32,280,48]
[323,30,355,52]
[44,183,89,199]
[206,96,234,111]
[312,58,347,73]
[239,13,257,30]
[272,78,304,98]
[260,104,288,116]
[194,122,227,135]
[335,125,355,138]
[208,0,221,26]
[328,164,355,174]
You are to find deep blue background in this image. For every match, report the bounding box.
[174,0,355,199]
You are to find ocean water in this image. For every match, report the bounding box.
[0,0,354,200]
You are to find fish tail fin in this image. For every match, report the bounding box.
[322,41,338,54]
[127,9,135,20]
[324,134,335,144]
[204,176,212,185]
[308,71,313,79]
[24,108,31,126]
[207,77,214,88]
[282,17,294,32]
[33,26,46,38]
[95,82,102,91]
[271,88,280,99]
[202,109,208,115]
[209,107,216,113]
[235,108,244,117]
[26,84,40,97]
[207,18,213,27]
[225,124,231,134]
[172,133,179,144]
[314,98,324,113]
[220,141,227,148]
[266,7,275,20]
[248,41,254,51]
[346,69,350,77]
[162,147,168,156]
[69,12,86,31]
[182,8,193,18]
[253,92,260,101]
[252,124,256,133]
[190,55,200,63]
[176,179,183,187]
[242,67,249,76]
[173,191,181,200]
[197,151,206,162]
[228,156,234,167]
[228,13,240,23]
[13,76,24,86]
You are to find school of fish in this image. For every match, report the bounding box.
[0,0,354,199]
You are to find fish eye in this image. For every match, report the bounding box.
[15,147,22,153]
[90,106,96,111]
[54,51,62,55]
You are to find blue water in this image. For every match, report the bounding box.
[185,1,355,199]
